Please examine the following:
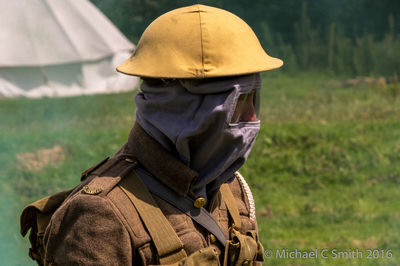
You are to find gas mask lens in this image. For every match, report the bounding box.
[230,89,260,123]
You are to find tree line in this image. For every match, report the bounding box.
[91,0,400,76]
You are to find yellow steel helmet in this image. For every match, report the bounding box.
[117,4,283,79]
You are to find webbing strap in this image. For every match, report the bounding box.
[220,183,242,231]
[135,167,228,247]
[119,172,187,265]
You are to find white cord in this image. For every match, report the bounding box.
[236,172,256,221]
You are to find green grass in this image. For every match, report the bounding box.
[1,72,399,265]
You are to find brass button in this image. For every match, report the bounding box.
[209,234,216,244]
[125,158,134,163]
[82,185,102,195]
[193,197,206,208]
[243,259,251,266]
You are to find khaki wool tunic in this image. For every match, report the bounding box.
[43,123,264,265]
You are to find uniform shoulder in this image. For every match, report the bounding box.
[44,184,132,265]
[49,156,139,224]
[77,156,139,197]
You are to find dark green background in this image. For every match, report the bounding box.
[91,0,400,75]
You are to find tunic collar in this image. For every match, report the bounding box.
[115,122,198,197]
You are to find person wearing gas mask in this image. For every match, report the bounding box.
[41,4,283,265]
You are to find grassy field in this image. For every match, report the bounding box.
[1,72,399,265]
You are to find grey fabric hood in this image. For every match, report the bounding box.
[135,73,261,199]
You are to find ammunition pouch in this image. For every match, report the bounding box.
[20,189,73,266]
[223,228,264,266]
[158,245,221,266]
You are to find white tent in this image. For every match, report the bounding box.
[0,0,138,98]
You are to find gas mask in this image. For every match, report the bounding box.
[134,73,262,199]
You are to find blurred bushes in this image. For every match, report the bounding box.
[261,3,400,76]
[91,0,400,76]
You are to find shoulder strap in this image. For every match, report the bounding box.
[220,183,242,231]
[118,171,187,265]
[135,167,228,246]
